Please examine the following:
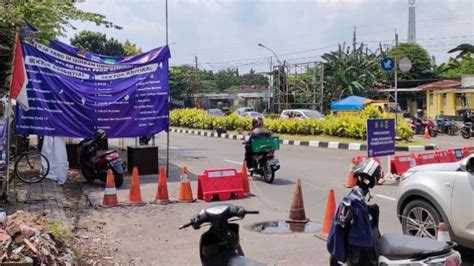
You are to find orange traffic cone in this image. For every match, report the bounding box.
[155,166,170,203]
[320,189,336,239]
[287,179,309,223]
[423,126,431,139]
[241,162,250,195]
[102,170,118,207]
[344,157,357,188]
[128,167,143,205]
[178,167,194,203]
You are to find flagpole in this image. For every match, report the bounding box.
[4,29,19,199]
[165,0,170,179]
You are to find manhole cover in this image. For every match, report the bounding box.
[246,220,322,234]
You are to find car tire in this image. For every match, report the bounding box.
[401,199,443,240]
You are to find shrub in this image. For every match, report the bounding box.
[170,108,413,141]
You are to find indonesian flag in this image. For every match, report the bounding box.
[9,36,29,111]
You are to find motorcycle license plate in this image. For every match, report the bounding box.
[268,159,279,166]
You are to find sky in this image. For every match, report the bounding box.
[63,0,474,74]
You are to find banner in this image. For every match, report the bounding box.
[15,35,170,138]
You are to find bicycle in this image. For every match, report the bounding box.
[11,135,50,184]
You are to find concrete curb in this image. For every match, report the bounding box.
[170,128,436,152]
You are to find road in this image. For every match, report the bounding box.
[78,132,473,265]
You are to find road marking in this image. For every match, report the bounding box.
[374,194,396,201]
[224,159,243,165]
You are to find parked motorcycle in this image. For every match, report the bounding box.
[437,118,458,135]
[79,130,124,187]
[244,141,280,184]
[461,122,474,139]
[328,158,461,266]
[179,204,264,266]
[410,118,438,137]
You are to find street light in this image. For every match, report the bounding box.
[257,43,282,65]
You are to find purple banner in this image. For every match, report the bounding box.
[367,119,395,157]
[16,37,170,138]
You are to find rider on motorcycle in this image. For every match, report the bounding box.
[244,117,271,170]
[463,109,472,123]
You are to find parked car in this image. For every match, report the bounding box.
[396,154,474,248]
[208,109,224,117]
[235,107,254,115]
[280,109,325,120]
[241,111,264,119]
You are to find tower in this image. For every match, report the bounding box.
[407,0,416,44]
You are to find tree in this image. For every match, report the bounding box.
[239,69,268,86]
[0,0,119,92]
[387,43,432,80]
[70,30,128,56]
[440,53,474,78]
[321,43,382,107]
[122,40,142,56]
[215,68,238,91]
[448,43,474,59]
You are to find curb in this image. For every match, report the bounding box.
[170,128,436,152]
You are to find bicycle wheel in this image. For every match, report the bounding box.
[14,151,50,183]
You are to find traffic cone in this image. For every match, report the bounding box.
[344,157,357,188]
[128,167,143,205]
[423,126,431,139]
[320,189,336,239]
[155,166,170,203]
[241,162,250,195]
[437,222,451,242]
[102,170,118,207]
[287,179,309,223]
[178,167,194,203]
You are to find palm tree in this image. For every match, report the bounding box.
[448,43,474,59]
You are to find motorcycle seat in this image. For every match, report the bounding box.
[378,233,453,260]
[228,256,266,266]
[98,150,117,157]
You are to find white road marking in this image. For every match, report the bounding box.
[224,159,243,165]
[374,194,396,201]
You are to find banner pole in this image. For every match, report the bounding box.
[165,0,170,179]
[4,29,19,199]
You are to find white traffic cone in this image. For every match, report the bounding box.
[437,222,450,242]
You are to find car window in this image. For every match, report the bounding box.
[302,110,323,118]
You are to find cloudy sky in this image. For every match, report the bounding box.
[64,0,474,73]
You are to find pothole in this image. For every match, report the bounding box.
[246,220,322,234]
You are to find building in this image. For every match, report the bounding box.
[424,77,474,118]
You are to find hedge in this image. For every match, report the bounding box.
[170,106,414,141]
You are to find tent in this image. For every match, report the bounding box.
[330,96,371,111]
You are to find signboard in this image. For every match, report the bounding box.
[399,57,412,73]
[367,119,395,157]
[15,34,171,138]
[380,57,395,72]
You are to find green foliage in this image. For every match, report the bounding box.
[436,53,474,78]
[321,43,383,110]
[70,30,142,57]
[171,107,413,141]
[47,221,73,243]
[387,43,433,80]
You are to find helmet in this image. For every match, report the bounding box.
[353,158,382,188]
[416,109,423,115]
[252,116,264,129]
[94,129,106,140]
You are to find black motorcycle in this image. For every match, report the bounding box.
[179,204,264,266]
[78,130,124,187]
[437,118,457,135]
[461,122,474,139]
[328,159,461,266]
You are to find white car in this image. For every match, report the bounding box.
[241,111,264,119]
[396,154,474,248]
[280,109,325,120]
[235,107,254,116]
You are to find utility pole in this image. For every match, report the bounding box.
[353,27,357,52]
[194,55,198,69]
[268,56,273,113]
[395,28,399,47]
[320,63,324,113]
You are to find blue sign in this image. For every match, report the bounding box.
[380,57,395,71]
[367,119,395,157]
[15,29,171,138]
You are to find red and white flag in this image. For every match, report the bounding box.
[9,36,29,111]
